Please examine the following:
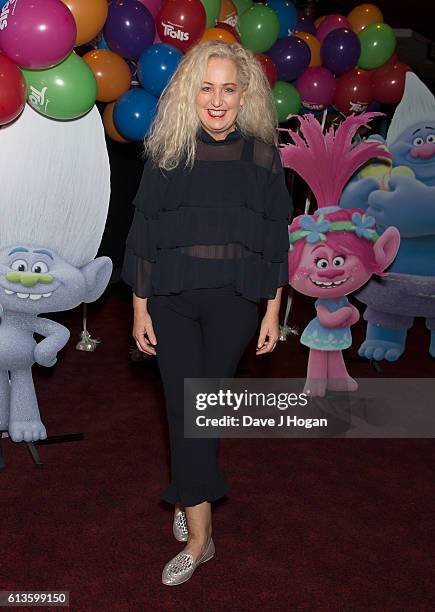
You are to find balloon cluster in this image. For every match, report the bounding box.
[0,0,106,124]
[260,2,411,121]
[0,0,412,139]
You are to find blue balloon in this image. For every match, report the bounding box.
[266,0,298,38]
[138,43,182,97]
[113,88,158,141]
[96,35,109,50]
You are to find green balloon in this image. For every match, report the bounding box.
[358,23,396,70]
[272,81,301,123]
[22,53,97,121]
[233,0,253,16]
[238,5,280,53]
[201,0,220,28]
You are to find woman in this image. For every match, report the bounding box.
[122,41,292,585]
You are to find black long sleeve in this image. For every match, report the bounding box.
[122,128,292,302]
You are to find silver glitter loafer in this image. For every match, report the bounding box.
[162,539,215,586]
[173,510,189,542]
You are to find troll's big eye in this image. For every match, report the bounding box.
[315,258,328,269]
[426,134,435,144]
[11,259,28,272]
[32,261,49,274]
[413,136,424,146]
[332,256,345,267]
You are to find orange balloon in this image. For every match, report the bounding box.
[62,0,108,46]
[219,0,238,27]
[347,3,384,33]
[295,32,321,67]
[314,15,326,28]
[103,102,130,143]
[83,50,131,103]
[201,27,237,43]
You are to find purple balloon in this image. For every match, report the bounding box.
[316,14,352,44]
[267,36,311,82]
[104,0,155,60]
[296,66,336,110]
[321,28,361,75]
[295,10,316,36]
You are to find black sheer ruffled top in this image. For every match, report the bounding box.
[121,127,292,303]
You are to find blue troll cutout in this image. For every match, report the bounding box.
[0,247,111,441]
[340,73,435,361]
[0,105,112,442]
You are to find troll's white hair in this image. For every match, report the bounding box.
[0,105,110,268]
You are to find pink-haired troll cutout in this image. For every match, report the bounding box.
[280,113,400,397]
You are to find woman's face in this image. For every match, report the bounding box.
[196,57,245,141]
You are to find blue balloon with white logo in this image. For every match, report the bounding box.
[113,88,158,141]
[266,0,298,38]
[138,43,183,97]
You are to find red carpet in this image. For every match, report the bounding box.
[1,287,434,611]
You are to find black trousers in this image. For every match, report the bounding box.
[148,286,259,507]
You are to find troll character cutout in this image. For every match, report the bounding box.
[340,73,435,361]
[0,105,112,443]
[280,114,400,397]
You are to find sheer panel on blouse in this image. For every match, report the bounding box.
[179,243,246,259]
[195,139,245,161]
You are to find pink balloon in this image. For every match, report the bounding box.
[296,66,336,110]
[0,0,76,69]
[316,14,352,44]
[138,0,162,19]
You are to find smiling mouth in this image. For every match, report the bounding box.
[3,288,53,300]
[310,277,349,288]
[207,109,227,118]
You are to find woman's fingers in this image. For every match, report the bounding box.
[134,333,156,355]
[256,333,278,354]
[145,319,157,346]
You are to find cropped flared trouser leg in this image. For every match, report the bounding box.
[148,286,259,507]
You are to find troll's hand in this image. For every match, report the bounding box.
[367,176,435,237]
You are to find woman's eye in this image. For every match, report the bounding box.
[11,259,28,272]
[333,256,345,267]
[426,134,435,144]
[225,88,234,93]
[202,86,211,92]
[315,258,328,269]
[32,261,49,274]
[413,136,424,146]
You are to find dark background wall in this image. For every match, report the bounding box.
[100,0,435,274]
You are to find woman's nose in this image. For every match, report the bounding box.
[317,268,344,279]
[211,91,223,107]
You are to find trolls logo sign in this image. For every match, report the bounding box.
[0,0,18,31]
[161,21,189,42]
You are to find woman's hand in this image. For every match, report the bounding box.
[133,294,157,355]
[256,312,280,355]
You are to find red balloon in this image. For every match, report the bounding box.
[333,68,373,114]
[0,52,26,125]
[216,21,241,42]
[156,0,206,52]
[255,53,277,87]
[371,62,412,105]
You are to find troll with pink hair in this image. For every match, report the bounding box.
[280,114,401,397]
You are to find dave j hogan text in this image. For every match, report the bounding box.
[196,415,328,429]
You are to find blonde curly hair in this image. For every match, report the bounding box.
[145,41,278,170]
